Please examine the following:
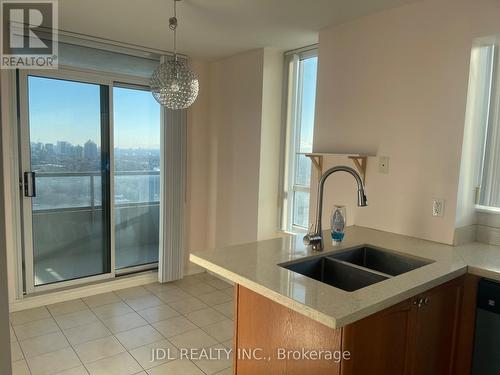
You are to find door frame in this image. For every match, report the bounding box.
[17,66,159,294]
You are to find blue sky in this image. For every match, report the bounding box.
[28,76,160,149]
[114,86,160,149]
[299,57,318,153]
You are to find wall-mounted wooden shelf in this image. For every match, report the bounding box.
[305,153,375,183]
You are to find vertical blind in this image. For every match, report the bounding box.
[159,109,187,282]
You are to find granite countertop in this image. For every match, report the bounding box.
[190,226,500,329]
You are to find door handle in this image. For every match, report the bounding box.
[23,172,36,197]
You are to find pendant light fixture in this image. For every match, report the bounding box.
[151,0,199,109]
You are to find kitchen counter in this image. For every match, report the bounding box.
[190,226,500,329]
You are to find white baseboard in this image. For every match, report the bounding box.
[10,262,224,312]
[9,271,158,312]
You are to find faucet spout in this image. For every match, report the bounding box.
[303,165,367,251]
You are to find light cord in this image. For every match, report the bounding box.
[168,0,178,60]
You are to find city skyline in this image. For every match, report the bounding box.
[31,139,161,151]
[28,76,161,149]
[31,138,160,174]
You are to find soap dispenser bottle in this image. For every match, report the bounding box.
[331,205,346,246]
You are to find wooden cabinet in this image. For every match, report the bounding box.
[234,275,478,375]
[342,275,479,375]
[409,277,463,375]
[341,299,414,375]
[234,286,342,375]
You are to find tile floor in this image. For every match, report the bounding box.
[9,273,234,375]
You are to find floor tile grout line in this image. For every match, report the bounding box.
[113,287,227,370]
[45,299,88,375]
[9,321,23,347]
[165,304,232,348]
[169,276,234,375]
[8,284,175,342]
[79,293,159,374]
[14,341,32,375]
[11,281,234,375]
[128,288,233,372]
[16,303,77,375]
[81,290,124,311]
[81,350,143,375]
[127,336,176,371]
[151,291,209,317]
[9,305,50,328]
[11,325,33,375]
[100,292,158,338]
[11,307,64,341]
[79,290,175,373]
[20,304,73,375]
[13,319,62,342]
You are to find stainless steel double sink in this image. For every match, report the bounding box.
[280,246,433,292]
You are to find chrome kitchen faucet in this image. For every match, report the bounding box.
[303,165,368,251]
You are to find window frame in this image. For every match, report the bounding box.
[280,46,318,233]
[474,43,500,213]
[17,66,162,293]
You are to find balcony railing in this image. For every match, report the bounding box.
[32,170,160,212]
[31,171,161,276]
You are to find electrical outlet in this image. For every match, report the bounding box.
[432,198,445,217]
[378,156,389,174]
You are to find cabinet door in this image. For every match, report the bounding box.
[341,299,414,375]
[410,278,463,375]
[235,285,342,375]
[453,274,479,375]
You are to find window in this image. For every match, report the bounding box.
[282,48,318,231]
[474,44,500,210]
[12,35,188,294]
[26,75,110,285]
[20,71,162,289]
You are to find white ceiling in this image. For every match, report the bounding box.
[59,0,420,60]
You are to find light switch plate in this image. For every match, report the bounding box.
[432,198,445,217]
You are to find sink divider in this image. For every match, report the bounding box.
[325,256,394,280]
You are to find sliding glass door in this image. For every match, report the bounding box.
[19,71,161,292]
[113,85,160,270]
[22,75,111,287]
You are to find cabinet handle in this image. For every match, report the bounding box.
[413,297,425,308]
[413,297,430,309]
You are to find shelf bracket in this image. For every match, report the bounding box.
[348,156,367,184]
[306,154,323,180]
[306,153,369,184]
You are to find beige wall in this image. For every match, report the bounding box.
[185,59,211,272]
[186,49,283,262]
[209,49,264,248]
[313,0,500,244]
